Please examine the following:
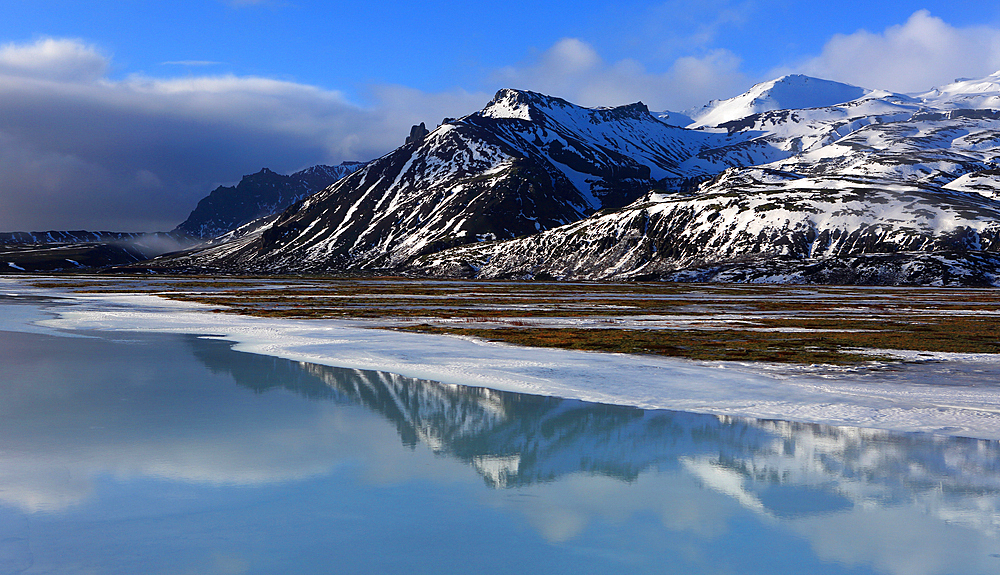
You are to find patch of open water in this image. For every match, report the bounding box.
[1,317,999,574]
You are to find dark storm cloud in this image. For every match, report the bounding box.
[0,38,485,232]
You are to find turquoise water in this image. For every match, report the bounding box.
[1,306,999,573]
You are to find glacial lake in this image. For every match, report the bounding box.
[2,302,1000,574]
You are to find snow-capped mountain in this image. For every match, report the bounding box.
[412,165,1000,285]
[413,97,1000,285]
[141,71,1000,285]
[654,110,695,127]
[149,89,741,273]
[676,95,919,176]
[687,75,874,128]
[174,162,365,239]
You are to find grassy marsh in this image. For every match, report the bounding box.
[25,275,1000,364]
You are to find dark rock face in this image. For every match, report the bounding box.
[405,123,429,145]
[173,162,365,239]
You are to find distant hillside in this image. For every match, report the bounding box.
[0,163,365,273]
[0,231,143,244]
[0,231,193,273]
[173,162,365,239]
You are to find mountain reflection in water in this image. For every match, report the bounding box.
[192,335,1000,525]
[1,327,998,574]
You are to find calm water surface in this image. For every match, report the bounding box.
[1,303,999,574]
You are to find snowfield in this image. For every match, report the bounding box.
[6,276,1000,440]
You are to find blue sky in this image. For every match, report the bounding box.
[2,0,1000,230]
[4,1,997,97]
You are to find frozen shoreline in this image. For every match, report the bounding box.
[5,276,1000,440]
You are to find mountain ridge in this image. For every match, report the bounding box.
[173,161,366,239]
[123,70,1000,285]
[144,89,734,273]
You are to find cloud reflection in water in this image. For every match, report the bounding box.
[1,327,998,574]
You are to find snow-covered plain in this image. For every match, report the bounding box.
[6,276,1000,440]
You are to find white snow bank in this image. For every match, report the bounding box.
[6,278,1000,440]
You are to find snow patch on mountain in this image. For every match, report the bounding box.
[655,110,695,127]
[943,169,1000,200]
[689,75,872,128]
[919,71,1000,110]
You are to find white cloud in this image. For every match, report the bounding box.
[797,10,1000,93]
[14,13,1000,233]
[0,34,754,231]
[494,38,748,112]
[0,37,107,81]
[491,12,1000,114]
[363,83,488,136]
[0,38,484,231]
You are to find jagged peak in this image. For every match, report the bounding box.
[238,167,281,184]
[591,101,651,121]
[480,88,575,121]
[479,88,655,125]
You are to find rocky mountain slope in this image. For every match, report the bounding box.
[148,89,747,273]
[174,162,365,239]
[407,75,1000,285]
[411,166,1000,285]
[143,71,1000,285]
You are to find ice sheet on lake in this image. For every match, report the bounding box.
[5,277,1000,440]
